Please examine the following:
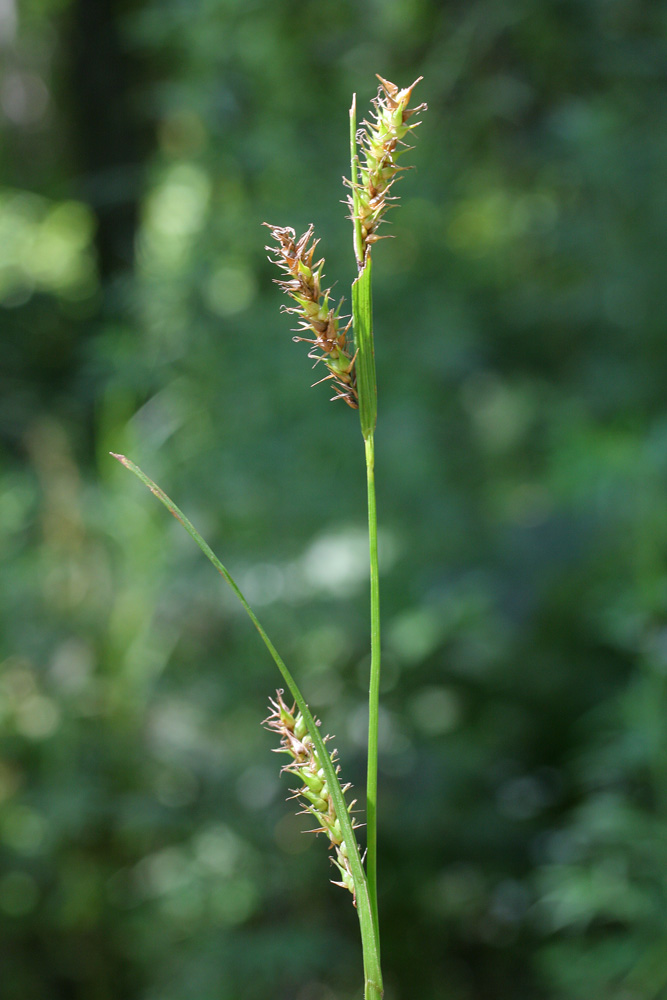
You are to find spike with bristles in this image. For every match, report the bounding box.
[263,224,358,408]
[263,689,361,905]
[347,75,426,260]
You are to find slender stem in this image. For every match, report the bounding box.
[350,95,364,268]
[364,432,381,954]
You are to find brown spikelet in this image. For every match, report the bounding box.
[263,224,358,408]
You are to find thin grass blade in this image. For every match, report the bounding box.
[110,452,381,985]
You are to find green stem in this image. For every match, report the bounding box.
[364,432,381,955]
[350,95,364,268]
[110,453,383,999]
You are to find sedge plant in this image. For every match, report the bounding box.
[113,75,426,1000]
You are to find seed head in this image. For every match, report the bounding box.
[348,75,427,259]
[263,224,358,409]
[263,689,361,904]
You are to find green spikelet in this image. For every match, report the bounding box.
[347,76,426,261]
[263,690,362,904]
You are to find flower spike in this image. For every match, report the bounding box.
[264,689,362,905]
[263,224,358,408]
[347,75,426,260]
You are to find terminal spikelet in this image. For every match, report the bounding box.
[347,75,426,260]
[263,689,362,904]
[263,224,358,408]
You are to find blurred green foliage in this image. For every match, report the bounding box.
[2,1,667,998]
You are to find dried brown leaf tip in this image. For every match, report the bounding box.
[263,689,362,904]
[263,223,358,408]
[349,75,427,259]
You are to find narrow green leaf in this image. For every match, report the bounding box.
[110,453,381,979]
[352,256,376,439]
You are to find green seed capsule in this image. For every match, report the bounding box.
[302,788,328,812]
[294,714,308,741]
[299,768,325,795]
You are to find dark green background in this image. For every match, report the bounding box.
[3,1,667,997]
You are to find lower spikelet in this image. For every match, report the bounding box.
[263,690,361,904]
